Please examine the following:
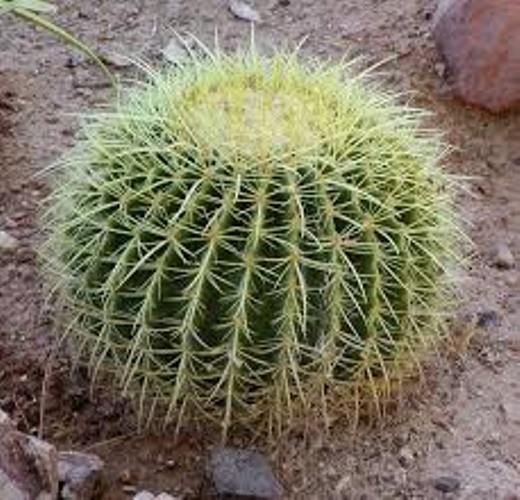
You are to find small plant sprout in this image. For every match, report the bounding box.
[1,0,113,84]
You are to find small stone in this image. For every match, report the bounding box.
[0,409,14,430]
[434,62,446,79]
[58,451,105,500]
[500,400,520,425]
[324,464,337,478]
[103,52,132,69]
[74,87,94,100]
[65,55,85,69]
[162,38,189,65]
[133,492,155,500]
[433,475,461,493]
[505,274,518,287]
[450,312,477,353]
[476,310,501,329]
[494,242,514,269]
[45,115,59,125]
[335,474,351,496]
[206,447,282,499]
[398,447,414,468]
[119,468,134,484]
[228,0,261,23]
[156,494,180,500]
[0,230,18,251]
[486,431,501,444]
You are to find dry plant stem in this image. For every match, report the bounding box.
[38,346,58,439]
[1,0,114,86]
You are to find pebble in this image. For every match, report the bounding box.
[133,492,155,500]
[451,312,478,353]
[0,230,19,251]
[476,310,501,329]
[434,62,446,78]
[500,400,520,425]
[119,468,134,484]
[398,446,414,468]
[133,493,179,500]
[65,54,85,69]
[335,474,351,496]
[58,451,105,500]
[74,87,94,100]
[103,52,133,69]
[162,38,189,65]
[206,447,282,499]
[494,242,515,269]
[504,271,518,286]
[45,115,59,125]
[433,475,461,493]
[486,431,501,444]
[228,0,261,23]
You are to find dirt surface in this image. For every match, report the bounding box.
[0,1,519,498]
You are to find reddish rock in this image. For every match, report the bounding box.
[433,0,520,113]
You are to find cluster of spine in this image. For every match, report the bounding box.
[42,49,461,437]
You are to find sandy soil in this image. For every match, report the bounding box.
[0,1,519,498]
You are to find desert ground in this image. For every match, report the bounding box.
[0,1,519,498]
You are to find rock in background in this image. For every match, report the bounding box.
[433,0,520,113]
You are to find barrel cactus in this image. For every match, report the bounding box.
[42,47,461,437]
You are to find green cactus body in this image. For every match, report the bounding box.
[43,49,461,436]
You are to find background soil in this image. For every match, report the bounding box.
[0,1,519,498]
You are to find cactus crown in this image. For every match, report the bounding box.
[42,47,461,437]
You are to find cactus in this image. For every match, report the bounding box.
[42,47,461,437]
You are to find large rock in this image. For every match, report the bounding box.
[0,410,105,500]
[206,447,282,499]
[0,410,59,500]
[433,0,520,112]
